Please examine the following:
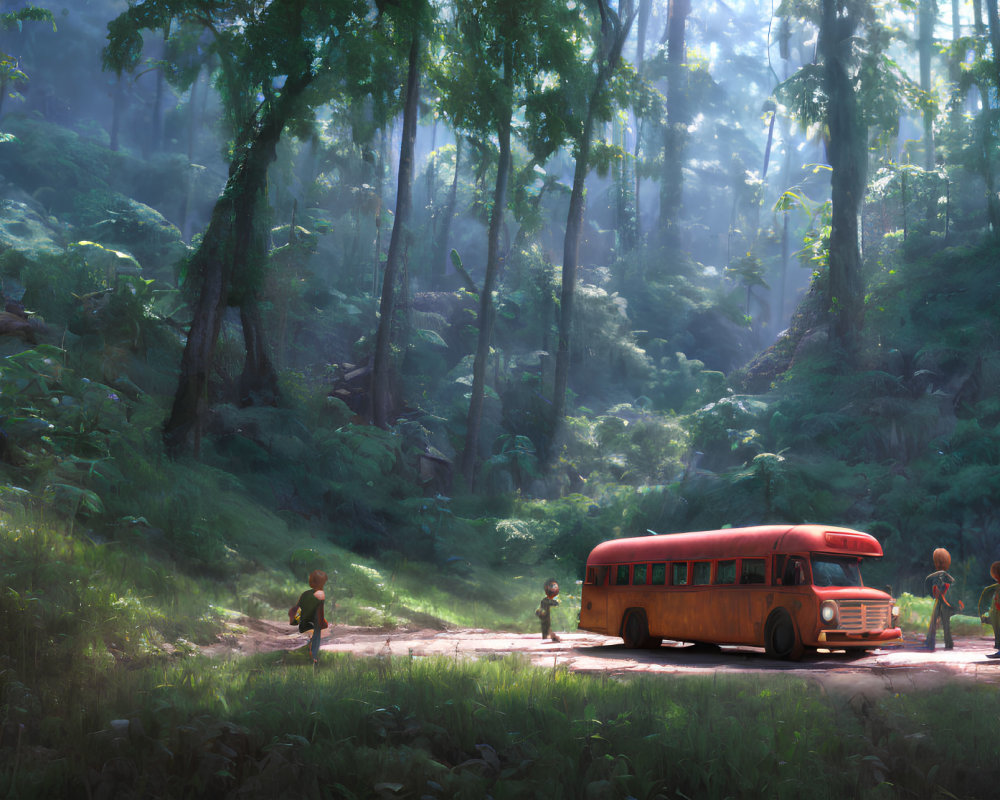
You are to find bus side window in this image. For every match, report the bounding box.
[715,559,736,585]
[740,558,766,585]
[587,566,608,585]
[651,563,667,585]
[633,563,648,585]
[615,564,630,585]
[671,562,688,586]
[692,561,711,585]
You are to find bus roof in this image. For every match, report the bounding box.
[585,524,883,565]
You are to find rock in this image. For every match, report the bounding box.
[790,324,830,365]
[0,199,64,261]
[72,191,189,281]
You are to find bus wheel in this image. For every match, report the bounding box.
[622,609,652,649]
[764,610,804,661]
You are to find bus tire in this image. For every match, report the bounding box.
[621,609,654,649]
[764,609,804,661]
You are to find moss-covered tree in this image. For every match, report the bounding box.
[104,0,367,453]
[778,0,906,355]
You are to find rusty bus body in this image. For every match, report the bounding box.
[578,524,903,660]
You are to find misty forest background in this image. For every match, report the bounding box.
[3,0,1000,797]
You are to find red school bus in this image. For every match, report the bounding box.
[578,524,903,660]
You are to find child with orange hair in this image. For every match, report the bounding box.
[924,548,963,650]
[289,569,330,663]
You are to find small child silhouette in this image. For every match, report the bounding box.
[535,579,561,643]
[978,561,1000,658]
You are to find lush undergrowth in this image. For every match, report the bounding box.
[4,647,1000,800]
[0,509,579,662]
[896,593,993,639]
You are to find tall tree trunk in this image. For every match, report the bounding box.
[950,0,963,129]
[163,74,310,453]
[984,1,1000,233]
[613,115,635,252]
[180,68,201,242]
[988,0,1000,85]
[821,0,867,353]
[778,118,792,326]
[239,298,279,406]
[149,29,168,156]
[777,19,793,328]
[461,55,513,488]
[371,28,420,428]
[432,138,462,288]
[552,1,635,436]
[373,126,388,299]
[110,75,124,152]
[632,0,651,245]
[918,0,936,171]
[551,100,596,430]
[238,172,279,403]
[658,0,690,248]
[150,69,164,155]
[427,119,437,210]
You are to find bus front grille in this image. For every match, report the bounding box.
[837,600,890,631]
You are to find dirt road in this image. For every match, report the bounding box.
[213,618,1000,697]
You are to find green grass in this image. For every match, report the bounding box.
[5,648,1000,799]
[215,533,581,633]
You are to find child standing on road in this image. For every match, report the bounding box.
[924,548,964,650]
[289,569,329,664]
[536,579,561,643]
[978,561,1000,658]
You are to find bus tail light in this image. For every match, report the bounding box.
[820,600,838,625]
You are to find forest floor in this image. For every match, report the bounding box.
[203,617,1000,699]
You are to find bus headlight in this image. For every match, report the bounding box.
[820,600,838,625]
[891,604,900,623]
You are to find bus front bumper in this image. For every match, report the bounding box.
[817,627,904,647]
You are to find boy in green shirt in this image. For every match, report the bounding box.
[289,569,329,663]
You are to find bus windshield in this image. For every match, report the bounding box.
[811,556,863,587]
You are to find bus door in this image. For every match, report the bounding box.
[776,554,809,588]
[736,557,768,642]
[772,553,810,626]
